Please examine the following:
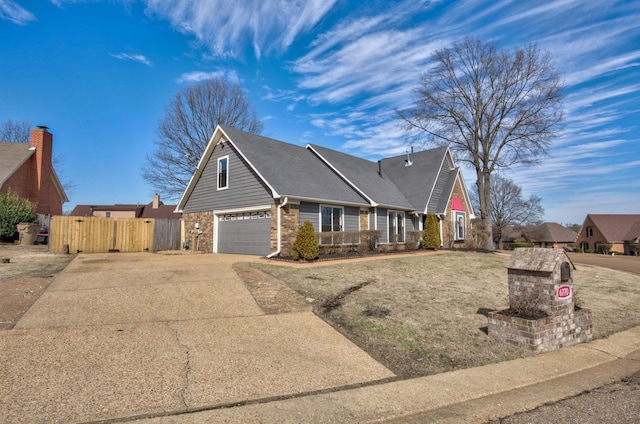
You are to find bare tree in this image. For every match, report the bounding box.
[399,37,563,250]
[0,119,31,142]
[142,77,264,201]
[490,174,544,249]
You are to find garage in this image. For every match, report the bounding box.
[217,210,272,255]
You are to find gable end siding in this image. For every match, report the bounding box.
[183,144,273,213]
[427,166,451,213]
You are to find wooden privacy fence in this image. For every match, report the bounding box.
[49,216,181,254]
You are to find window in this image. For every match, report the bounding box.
[454,211,466,241]
[217,156,228,190]
[106,211,111,218]
[581,242,589,251]
[388,211,405,243]
[586,226,594,237]
[321,206,342,232]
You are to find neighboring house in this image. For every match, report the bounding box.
[176,126,475,255]
[0,126,68,215]
[521,222,578,249]
[575,214,640,255]
[70,194,181,219]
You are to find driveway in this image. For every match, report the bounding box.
[568,252,640,275]
[1,253,393,424]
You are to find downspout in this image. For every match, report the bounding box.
[438,214,445,247]
[266,197,289,258]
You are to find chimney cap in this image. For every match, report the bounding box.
[36,125,49,130]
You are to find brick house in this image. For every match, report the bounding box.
[176,126,475,255]
[0,126,68,215]
[575,214,640,255]
[69,194,181,219]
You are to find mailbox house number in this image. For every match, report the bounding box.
[557,285,572,299]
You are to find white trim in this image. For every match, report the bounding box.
[306,145,378,207]
[176,126,280,212]
[386,210,406,243]
[319,204,344,233]
[217,155,229,190]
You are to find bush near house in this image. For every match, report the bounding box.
[292,220,319,261]
[0,190,37,241]
[422,213,441,249]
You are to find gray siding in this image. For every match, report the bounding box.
[299,202,359,232]
[183,144,273,213]
[344,206,359,231]
[377,208,388,243]
[299,202,319,229]
[427,166,451,213]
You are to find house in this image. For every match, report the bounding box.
[175,126,475,255]
[575,214,640,255]
[522,222,578,249]
[70,194,181,219]
[0,126,68,215]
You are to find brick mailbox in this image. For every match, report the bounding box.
[488,248,593,353]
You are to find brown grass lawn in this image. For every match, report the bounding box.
[253,251,640,378]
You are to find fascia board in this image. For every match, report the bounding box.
[220,127,279,199]
[175,126,280,212]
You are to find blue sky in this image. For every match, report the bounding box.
[1,0,638,224]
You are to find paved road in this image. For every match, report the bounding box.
[569,252,640,275]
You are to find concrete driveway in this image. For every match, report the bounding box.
[1,253,393,423]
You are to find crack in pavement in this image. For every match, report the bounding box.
[167,323,191,410]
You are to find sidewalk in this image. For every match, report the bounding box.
[134,325,640,423]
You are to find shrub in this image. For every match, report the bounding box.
[598,244,612,254]
[292,220,319,261]
[422,213,440,249]
[0,190,37,241]
[512,242,534,248]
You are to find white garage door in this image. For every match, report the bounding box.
[217,210,271,255]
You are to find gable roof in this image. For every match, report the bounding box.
[524,222,578,243]
[177,126,475,215]
[0,142,35,185]
[585,214,640,243]
[0,141,69,203]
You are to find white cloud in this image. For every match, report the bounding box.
[176,70,239,84]
[143,0,338,58]
[0,0,36,25]
[109,52,152,66]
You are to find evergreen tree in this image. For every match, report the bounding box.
[292,220,319,261]
[422,213,441,249]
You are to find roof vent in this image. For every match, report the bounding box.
[405,147,413,167]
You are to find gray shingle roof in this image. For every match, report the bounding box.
[220,127,370,206]
[0,142,34,185]
[380,147,451,212]
[307,144,414,209]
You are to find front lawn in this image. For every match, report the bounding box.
[252,251,640,377]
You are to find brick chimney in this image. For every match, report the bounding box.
[29,126,53,214]
[152,193,160,209]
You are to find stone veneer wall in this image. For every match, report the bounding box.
[272,203,300,256]
[182,211,213,253]
[360,209,369,231]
